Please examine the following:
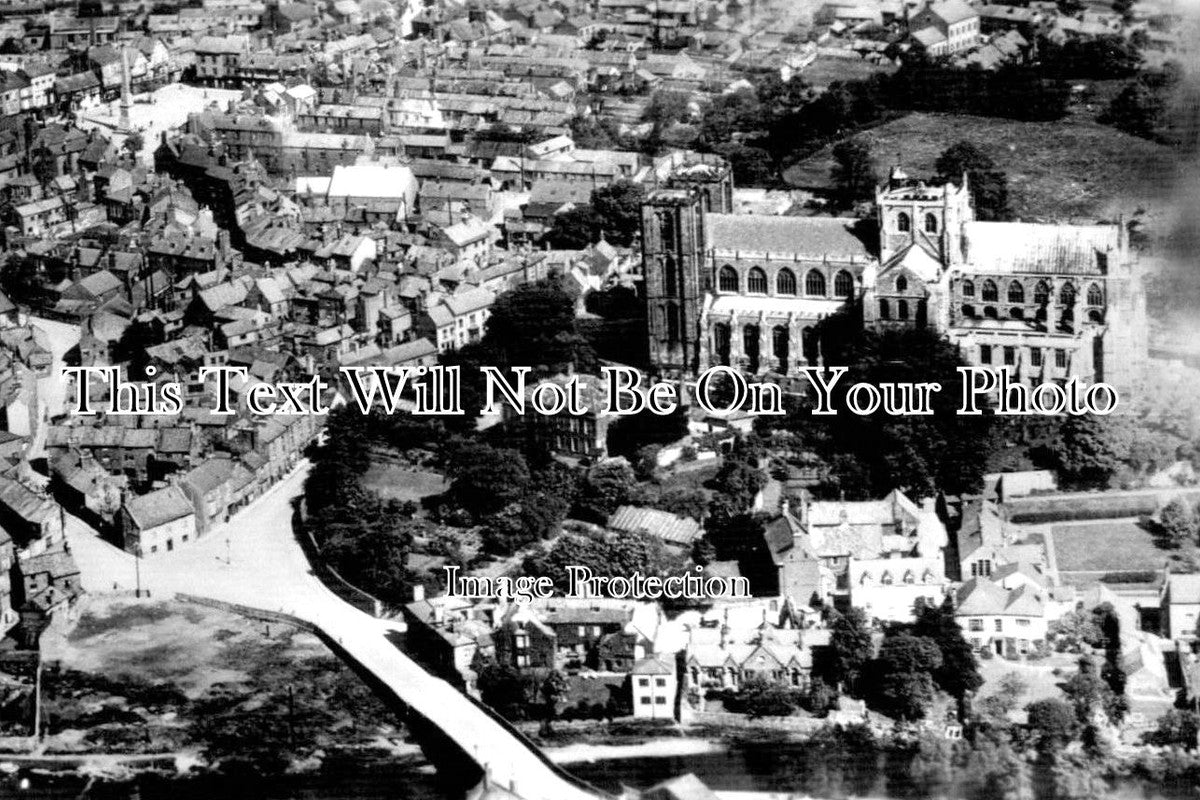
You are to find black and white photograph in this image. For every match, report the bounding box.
[0,0,1195,798]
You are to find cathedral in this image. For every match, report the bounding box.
[640,154,1147,399]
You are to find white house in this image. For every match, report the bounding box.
[956,575,1049,657]
[848,556,949,622]
[631,655,677,719]
[121,485,197,556]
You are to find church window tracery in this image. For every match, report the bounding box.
[776,268,796,296]
[805,270,826,296]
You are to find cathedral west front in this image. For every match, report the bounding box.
[640,153,1147,400]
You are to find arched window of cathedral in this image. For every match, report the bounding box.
[1087,283,1103,305]
[1011,307,1024,320]
[981,280,998,302]
[776,268,797,296]
[1034,281,1050,305]
[879,299,891,320]
[984,306,998,319]
[962,279,975,298]
[896,276,908,293]
[718,265,738,293]
[962,304,975,318]
[713,322,731,365]
[663,256,677,297]
[1088,309,1104,323]
[897,212,911,232]
[1007,281,1024,304]
[898,300,909,320]
[1059,282,1076,305]
[834,270,854,298]
[924,213,938,233]
[805,270,826,297]
[747,267,768,295]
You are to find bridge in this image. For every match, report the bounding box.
[67,464,616,800]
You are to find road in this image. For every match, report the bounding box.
[66,462,606,800]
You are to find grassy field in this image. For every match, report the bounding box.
[1049,520,1169,574]
[362,463,449,503]
[783,112,1182,222]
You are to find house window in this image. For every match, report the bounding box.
[898,300,909,320]
[1017,619,1031,627]
[655,677,667,687]
[1031,348,1043,367]
[655,696,667,704]
[980,345,992,364]
[1003,346,1015,366]
[638,678,650,687]
[879,299,890,319]
[1055,349,1068,368]
[592,625,602,637]
[517,654,529,667]
[969,619,983,632]
[640,697,651,705]
[994,619,1003,632]
[577,625,585,636]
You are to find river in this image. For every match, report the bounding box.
[5,743,1196,800]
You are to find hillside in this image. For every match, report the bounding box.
[783,112,1182,222]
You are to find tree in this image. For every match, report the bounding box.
[934,141,1011,221]
[911,596,983,707]
[962,741,1033,800]
[1062,654,1126,724]
[1158,497,1197,548]
[1048,607,1104,652]
[573,460,638,524]
[827,608,874,693]
[1145,709,1200,748]
[830,140,876,209]
[478,662,529,721]
[122,132,144,155]
[732,675,802,718]
[591,180,645,247]
[1045,414,1131,490]
[1049,750,1109,800]
[444,440,530,519]
[545,207,599,249]
[763,316,996,499]
[708,459,766,512]
[1026,698,1079,751]
[482,277,596,373]
[540,670,569,732]
[978,672,1028,718]
[524,528,683,593]
[869,634,942,720]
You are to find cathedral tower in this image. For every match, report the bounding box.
[642,188,707,378]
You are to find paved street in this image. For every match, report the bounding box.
[65,462,603,800]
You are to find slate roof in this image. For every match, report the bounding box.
[705,214,874,260]
[608,505,701,546]
[125,485,194,530]
[963,222,1120,276]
